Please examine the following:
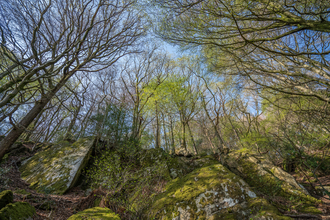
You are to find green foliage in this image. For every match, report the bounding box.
[89,104,131,146]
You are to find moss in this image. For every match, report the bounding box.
[298,205,322,214]
[14,189,31,199]
[0,190,13,209]
[148,164,288,220]
[19,138,94,194]
[67,207,120,220]
[94,198,102,207]
[248,198,291,220]
[225,149,321,213]
[0,202,36,220]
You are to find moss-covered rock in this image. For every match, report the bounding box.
[0,202,35,220]
[149,164,290,220]
[224,148,321,213]
[19,138,95,194]
[67,207,120,219]
[0,190,13,209]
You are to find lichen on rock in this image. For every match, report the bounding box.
[19,138,95,194]
[67,207,120,219]
[149,163,290,220]
[0,202,36,220]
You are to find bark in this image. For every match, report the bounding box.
[0,75,71,160]
[64,103,82,140]
[180,120,187,151]
[23,108,44,141]
[155,102,161,148]
[169,114,175,153]
[187,122,198,155]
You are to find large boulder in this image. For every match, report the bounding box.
[0,190,13,209]
[20,138,95,194]
[67,207,120,220]
[0,202,35,220]
[225,148,322,214]
[149,163,291,220]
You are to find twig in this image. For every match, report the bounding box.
[284,213,321,219]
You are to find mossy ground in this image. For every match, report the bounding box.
[0,202,36,220]
[67,207,120,220]
[0,190,13,209]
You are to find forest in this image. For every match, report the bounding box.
[0,0,330,219]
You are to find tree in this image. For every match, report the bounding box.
[153,0,330,104]
[0,0,145,160]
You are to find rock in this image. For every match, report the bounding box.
[175,147,192,157]
[67,207,120,219]
[0,190,13,209]
[224,148,321,213]
[19,138,95,194]
[0,202,36,220]
[149,163,290,219]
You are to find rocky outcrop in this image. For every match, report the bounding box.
[0,190,13,209]
[67,207,120,220]
[19,138,95,194]
[224,148,321,213]
[0,202,35,220]
[149,163,291,220]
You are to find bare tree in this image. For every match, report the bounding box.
[0,0,145,160]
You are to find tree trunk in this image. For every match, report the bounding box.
[0,75,71,161]
[181,121,187,151]
[64,104,81,141]
[187,122,198,155]
[169,114,175,154]
[155,102,161,148]
[23,109,45,141]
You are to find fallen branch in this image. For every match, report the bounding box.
[284,213,321,219]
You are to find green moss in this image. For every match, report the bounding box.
[0,190,13,209]
[14,189,30,195]
[19,138,94,194]
[248,198,291,220]
[148,164,288,220]
[0,202,36,220]
[225,149,321,213]
[94,198,102,207]
[14,189,31,199]
[67,207,120,220]
[298,206,322,214]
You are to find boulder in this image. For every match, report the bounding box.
[67,207,120,220]
[225,148,321,213]
[0,190,13,209]
[19,138,95,194]
[149,163,291,219]
[0,202,35,220]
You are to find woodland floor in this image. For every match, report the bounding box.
[1,150,330,219]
